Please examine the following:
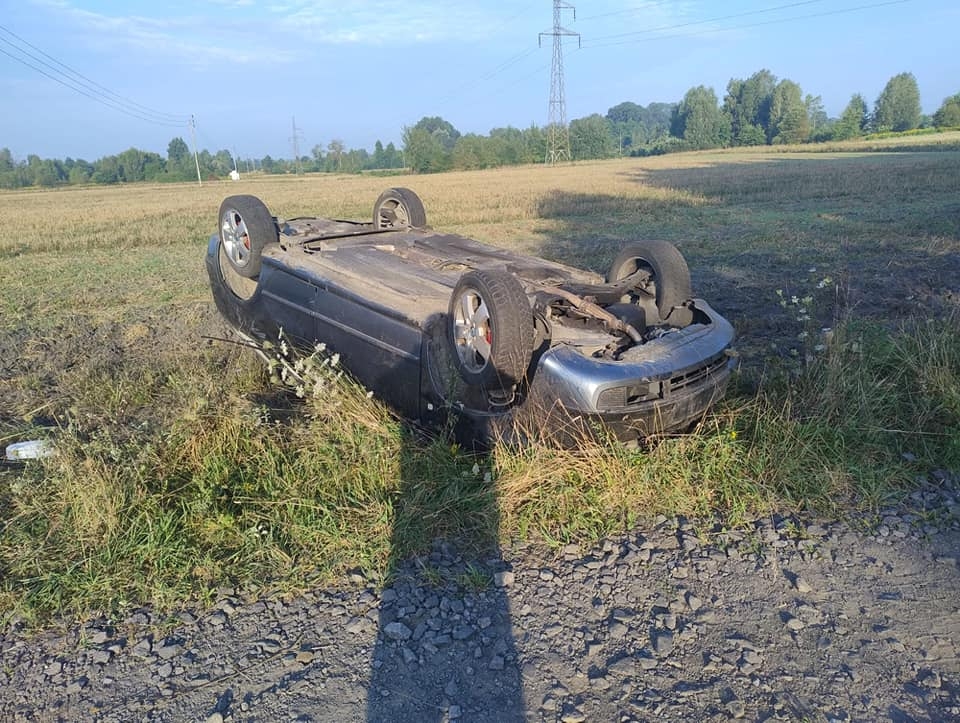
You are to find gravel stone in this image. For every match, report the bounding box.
[651,631,675,657]
[3,502,959,722]
[383,622,412,641]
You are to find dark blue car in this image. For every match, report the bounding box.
[206,188,735,444]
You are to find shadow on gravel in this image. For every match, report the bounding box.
[365,431,526,722]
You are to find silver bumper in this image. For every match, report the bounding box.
[533,299,736,415]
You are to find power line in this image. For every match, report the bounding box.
[577,0,681,23]
[0,45,186,128]
[583,0,827,46]
[581,0,909,50]
[0,23,189,126]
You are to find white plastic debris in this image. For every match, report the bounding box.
[5,440,52,461]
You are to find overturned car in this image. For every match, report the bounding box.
[205,188,735,443]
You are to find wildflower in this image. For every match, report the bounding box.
[330,352,341,367]
[729,430,738,441]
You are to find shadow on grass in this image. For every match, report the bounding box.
[530,152,960,366]
[365,427,525,721]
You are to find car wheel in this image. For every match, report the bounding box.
[449,270,534,390]
[373,187,427,229]
[606,240,692,320]
[219,195,277,278]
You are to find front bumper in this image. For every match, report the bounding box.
[526,300,736,435]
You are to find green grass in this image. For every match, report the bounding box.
[1,141,958,626]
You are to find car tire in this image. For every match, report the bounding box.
[219,195,277,278]
[373,187,427,229]
[449,270,534,390]
[606,240,692,320]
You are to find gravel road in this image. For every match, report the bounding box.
[2,472,958,723]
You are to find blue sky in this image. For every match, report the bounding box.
[0,0,957,161]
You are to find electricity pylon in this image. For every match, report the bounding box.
[539,1,580,164]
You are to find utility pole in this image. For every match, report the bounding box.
[539,0,579,165]
[189,115,202,185]
[290,117,304,174]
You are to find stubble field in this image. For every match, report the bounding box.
[1,137,958,623]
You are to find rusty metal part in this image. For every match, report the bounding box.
[537,283,644,344]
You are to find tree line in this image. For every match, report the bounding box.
[2,70,958,188]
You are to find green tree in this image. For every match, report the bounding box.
[933,93,960,128]
[68,164,92,185]
[873,72,921,132]
[606,101,675,152]
[452,134,487,170]
[383,142,402,169]
[92,155,120,184]
[117,147,164,182]
[724,69,777,145]
[410,116,460,151]
[606,101,643,124]
[570,114,614,159]
[211,149,235,177]
[488,127,527,165]
[372,140,386,169]
[167,137,189,164]
[402,122,454,173]
[0,147,13,172]
[768,80,810,144]
[671,86,729,150]
[165,137,193,179]
[833,93,869,140]
[310,144,324,170]
[327,139,345,171]
[805,94,828,139]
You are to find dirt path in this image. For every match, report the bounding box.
[2,475,958,722]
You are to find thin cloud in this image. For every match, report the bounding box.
[30,0,493,70]
[31,0,297,66]
[271,1,490,44]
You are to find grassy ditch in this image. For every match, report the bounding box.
[2,314,957,625]
[1,139,958,625]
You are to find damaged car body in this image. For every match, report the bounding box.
[205,188,736,444]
